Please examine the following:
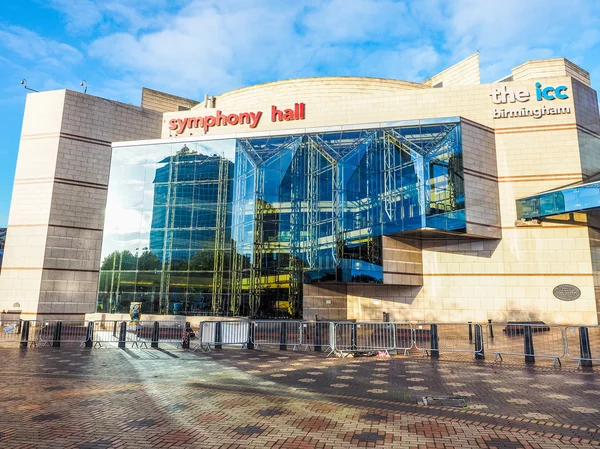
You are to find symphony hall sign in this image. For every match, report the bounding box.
[168,102,306,134]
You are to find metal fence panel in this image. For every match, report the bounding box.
[565,325,600,367]
[0,320,22,345]
[127,321,155,348]
[333,322,396,355]
[436,322,483,355]
[413,323,483,358]
[252,320,302,349]
[61,321,91,344]
[0,320,40,346]
[198,320,249,351]
[394,323,414,353]
[38,321,56,345]
[300,322,334,352]
[90,321,145,347]
[199,321,215,349]
[163,321,186,344]
[38,320,91,347]
[89,320,187,348]
[413,323,432,354]
[144,320,184,346]
[92,321,122,346]
[485,322,565,365]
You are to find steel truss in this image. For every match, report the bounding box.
[211,156,230,313]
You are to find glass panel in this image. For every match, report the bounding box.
[99,120,465,317]
[517,182,600,219]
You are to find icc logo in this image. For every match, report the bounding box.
[491,82,569,104]
[535,83,568,101]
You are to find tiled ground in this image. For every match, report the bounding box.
[1,345,599,448]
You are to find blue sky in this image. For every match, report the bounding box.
[0,0,599,227]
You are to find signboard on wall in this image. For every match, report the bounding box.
[553,284,581,301]
[168,103,306,134]
[491,83,571,120]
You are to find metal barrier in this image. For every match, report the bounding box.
[91,320,122,347]
[154,321,185,347]
[134,320,185,348]
[0,319,589,369]
[197,320,249,351]
[0,320,23,345]
[413,323,484,359]
[565,325,600,368]
[92,320,185,348]
[252,320,302,350]
[333,322,396,356]
[412,323,432,356]
[0,320,39,347]
[394,323,415,355]
[127,322,154,348]
[38,320,92,347]
[485,322,565,366]
[300,322,334,353]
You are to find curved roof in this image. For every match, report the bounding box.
[192,76,425,110]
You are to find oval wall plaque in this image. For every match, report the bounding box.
[553,284,581,301]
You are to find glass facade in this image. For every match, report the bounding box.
[97,119,465,317]
[517,181,600,220]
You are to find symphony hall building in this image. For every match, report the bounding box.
[2,53,600,324]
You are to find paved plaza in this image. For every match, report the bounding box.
[0,346,599,448]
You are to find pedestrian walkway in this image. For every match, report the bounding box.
[0,348,599,448]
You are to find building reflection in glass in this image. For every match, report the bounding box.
[97,119,464,317]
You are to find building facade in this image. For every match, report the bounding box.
[2,54,600,324]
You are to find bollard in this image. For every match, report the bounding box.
[351,323,358,352]
[17,319,22,334]
[20,320,30,349]
[52,321,62,348]
[118,321,127,348]
[315,322,322,353]
[151,321,159,348]
[474,324,485,360]
[524,325,535,364]
[280,323,287,351]
[112,320,117,338]
[247,323,255,350]
[85,322,94,348]
[215,321,222,350]
[430,324,439,358]
[468,321,473,342]
[579,326,593,368]
[488,319,494,339]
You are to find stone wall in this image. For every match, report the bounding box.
[141,88,199,112]
[0,90,163,319]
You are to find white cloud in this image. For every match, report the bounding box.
[78,0,600,104]
[7,0,600,106]
[86,0,436,99]
[356,44,440,81]
[301,0,412,43]
[47,0,103,31]
[440,0,600,81]
[46,0,172,32]
[0,26,82,66]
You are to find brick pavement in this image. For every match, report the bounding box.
[0,346,599,448]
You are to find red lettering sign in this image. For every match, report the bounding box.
[168,103,305,135]
[271,103,306,122]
